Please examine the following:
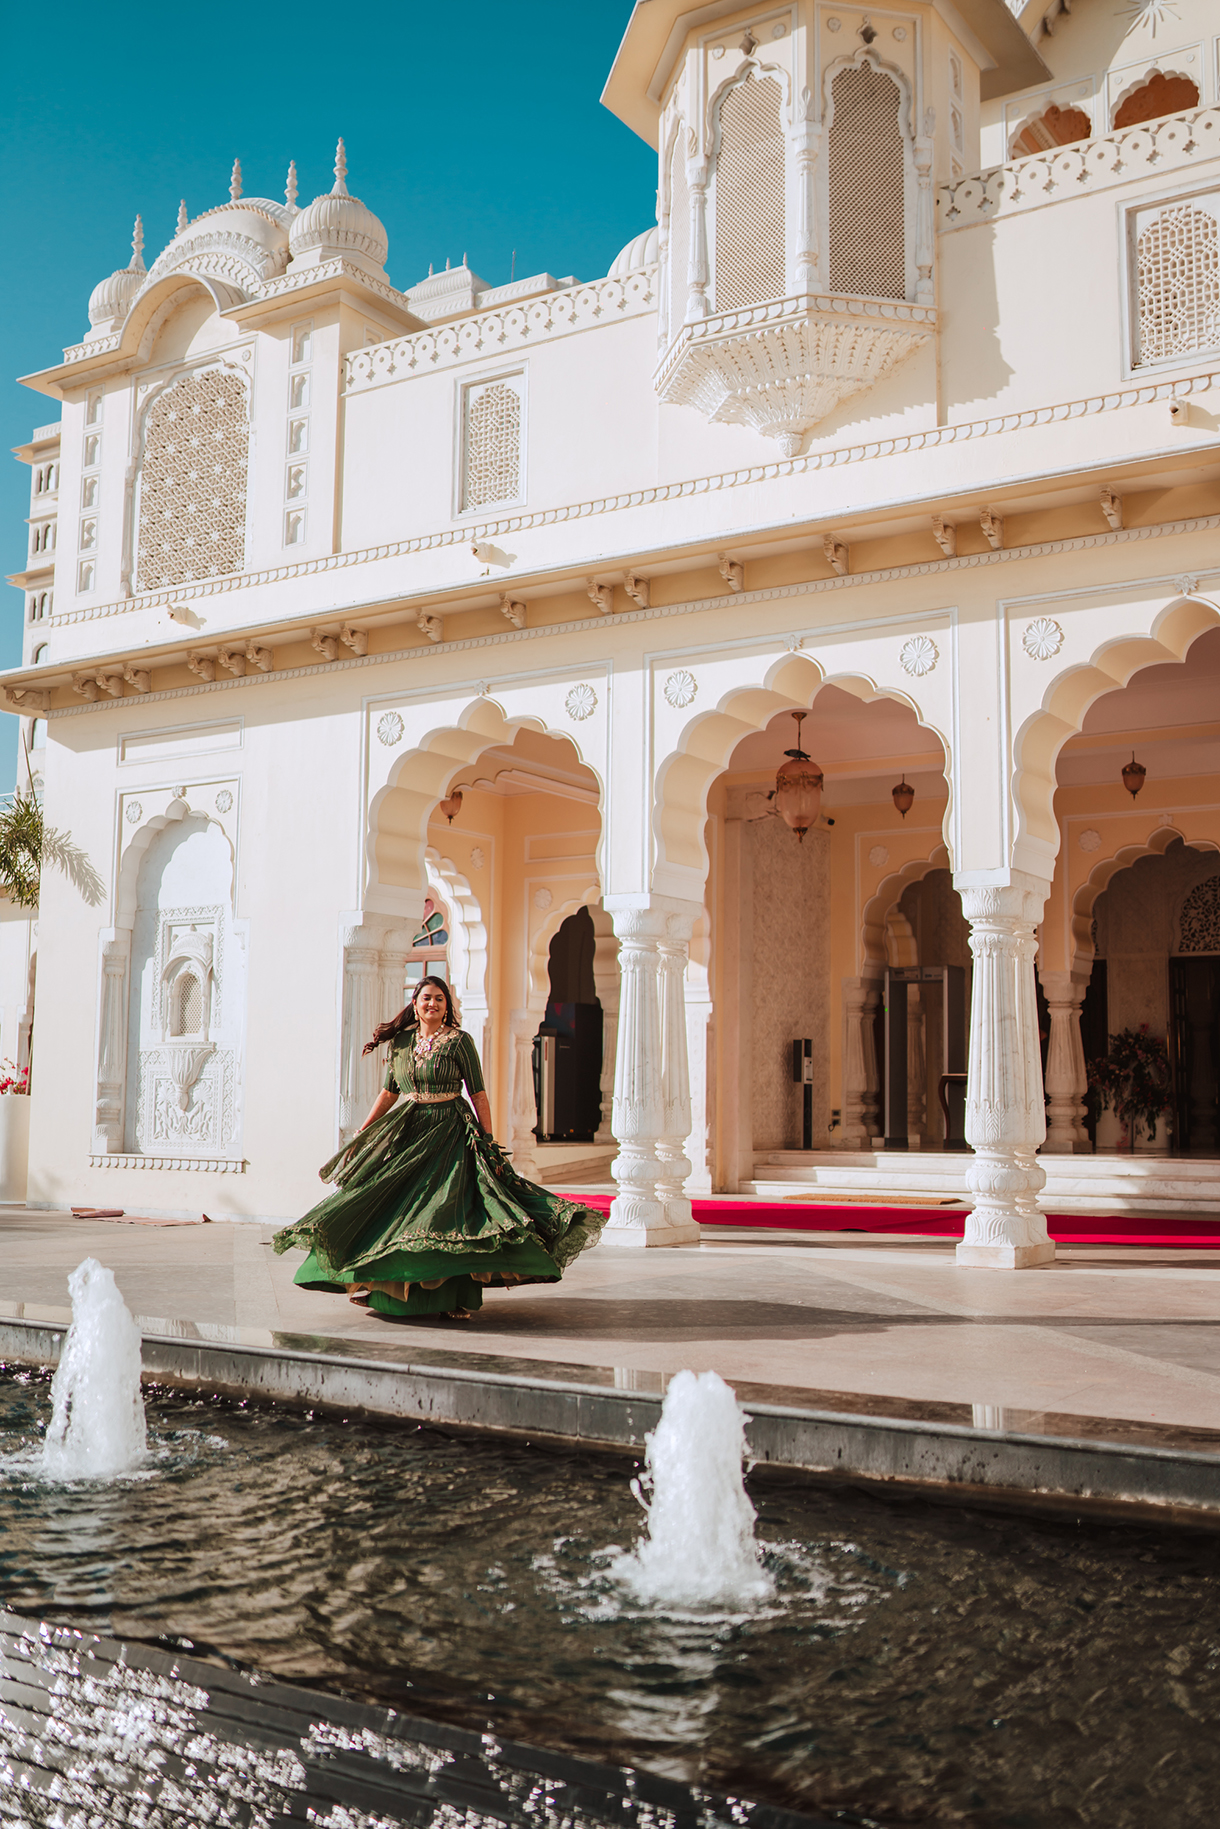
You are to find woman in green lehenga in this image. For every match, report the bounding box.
[273,977,603,1320]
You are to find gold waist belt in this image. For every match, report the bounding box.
[411,1092,460,1104]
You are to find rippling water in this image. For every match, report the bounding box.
[0,1369,1217,1827]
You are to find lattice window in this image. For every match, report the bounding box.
[172,973,203,1036]
[668,138,690,335]
[827,63,906,300]
[1179,875,1220,954]
[462,377,522,511]
[714,77,787,313]
[1133,198,1220,366]
[137,370,249,590]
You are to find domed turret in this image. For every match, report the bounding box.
[87,218,146,336]
[289,140,388,276]
[608,226,659,278]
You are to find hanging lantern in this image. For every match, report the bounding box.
[771,711,823,842]
[1121,753,1146,799]
[438,788,463,825]
[892,777,915,818]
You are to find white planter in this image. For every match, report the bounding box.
[0,1097,30,1202]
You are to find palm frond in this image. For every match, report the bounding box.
[0,792,106,910]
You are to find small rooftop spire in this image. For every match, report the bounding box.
[332,137,349,196]
[131,215,145,272]
[229,157,242,201]
[177,199,188,234]
[285,159,298,211]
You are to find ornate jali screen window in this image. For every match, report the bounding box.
[137,369,249,590]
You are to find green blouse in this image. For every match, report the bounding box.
[383,1026,485,1101]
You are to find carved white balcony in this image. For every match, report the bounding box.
[655,293,936,456]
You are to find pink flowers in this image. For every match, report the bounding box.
[0,1061,30,1096]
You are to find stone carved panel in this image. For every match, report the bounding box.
[136,1045,238,1153]
[1180,874,1220,954]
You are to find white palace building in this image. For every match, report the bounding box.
[5,0,1220,1266]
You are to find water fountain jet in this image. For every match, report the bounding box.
[41,1258,147,1479]
[611,1369,772,1607]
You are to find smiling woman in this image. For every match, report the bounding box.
[274,974,605,1319]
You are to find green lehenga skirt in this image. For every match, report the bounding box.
[272,1099,604,1316]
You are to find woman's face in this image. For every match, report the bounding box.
[415,984,449,1025]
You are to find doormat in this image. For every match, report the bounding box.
[560,1192,1220,1248]
[70,1208,212,1226]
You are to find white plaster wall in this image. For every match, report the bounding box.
[750,817,830,1151]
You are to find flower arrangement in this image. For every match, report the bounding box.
[1086,1025,1171,1149]
[0,1061,29,1096]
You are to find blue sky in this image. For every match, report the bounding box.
[0,0,652,793]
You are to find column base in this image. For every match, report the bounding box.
[601,1196,701,1247]
[955,1240,1057,1270]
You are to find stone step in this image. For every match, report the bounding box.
[745,1150,1220,1214]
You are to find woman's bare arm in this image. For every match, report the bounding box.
[470,1090,493,1135]
[361,1089,398,1130]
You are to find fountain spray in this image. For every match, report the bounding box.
[612,1369,772,1607]
[41,1258,147,1479]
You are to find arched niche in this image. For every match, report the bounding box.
[1070,825,1220,978]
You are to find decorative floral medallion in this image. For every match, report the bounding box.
[565,683,597,722]
[899,635,938,677]
[172,786,188,802]
[533,887,554,910]
[1022,618,1064,661]
[868,844,890,867]
[125,800,143,825]
[1079,829,1101,853]
[215,789,233,814]
[664,669,697,709]
[376,710,404,747]
[469,846,485,871]
[1175,575,1200,598]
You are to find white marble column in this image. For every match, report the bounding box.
[683,939,715,1197]
[508,1008,540,1181]
[93,933,131,1153]
[1039,970,1090,1153]
[791,118,824,293]
[957,880,1055,1269]
[339,925,386,1142]
[840,977,874,1148]
[603,898,701,1246]
[686,160,711,323]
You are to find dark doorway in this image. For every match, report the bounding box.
[1168,958,1220,1154]
[533,907,603,1142]
[1080,961,1108,1149]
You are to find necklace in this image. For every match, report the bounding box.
[414,1024,449,1058]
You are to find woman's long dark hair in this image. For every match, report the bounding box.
[363,975,457,1055]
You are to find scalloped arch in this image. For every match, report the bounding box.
[367,695,603,905]
[652,651,951,884]
[1069,824,1220,976]
[116,801,235,929]
[1012,591,1220,876]
[861,843,953,975]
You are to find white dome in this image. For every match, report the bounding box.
[289,140,388,274]
[87,218,146,333]
[144,197,292,297]
[608,226,659,279]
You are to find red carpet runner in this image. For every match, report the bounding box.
[561,1193,1220,1249]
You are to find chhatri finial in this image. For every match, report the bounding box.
[131,215,145,272]
[229,157,242,201]
[332,137,349,196]
[176,198,188,234]
[285,159,298,211]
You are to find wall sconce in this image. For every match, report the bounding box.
[438,789,463,825]
[1121,754,1146,798]
[892,778,915,818]
[770,711,824,842]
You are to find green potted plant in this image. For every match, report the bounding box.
[1086,1026,1172,1152]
